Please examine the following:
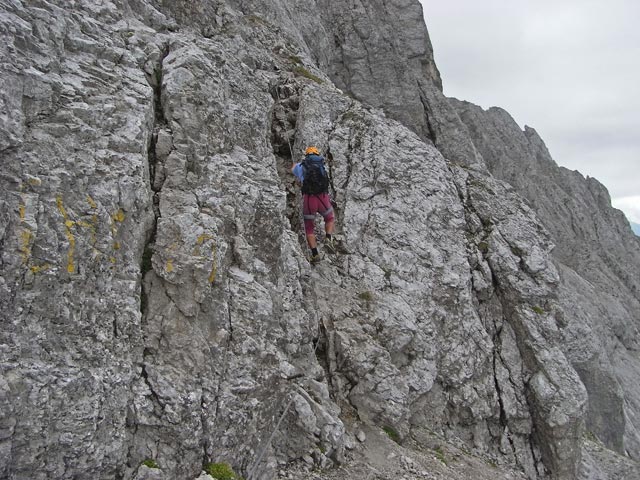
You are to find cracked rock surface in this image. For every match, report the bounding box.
[0,1,638,480]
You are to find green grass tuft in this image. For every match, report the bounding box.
[288,55,303,65]
[293,66,323,84]
[584,430,598,443]
[532,305,545,315]
[204,462,242,480]
[142,459,159,469]
[246,14,270,27]
[434,446,448,465]
[478,241,489,254]
[358,291,374,302]
[382,426,400,444]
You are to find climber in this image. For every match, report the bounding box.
[291,146,335,263]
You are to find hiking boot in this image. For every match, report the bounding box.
[324,237,336,253]
[309,253,321,264]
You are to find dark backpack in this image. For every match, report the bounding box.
[301,155,329,195]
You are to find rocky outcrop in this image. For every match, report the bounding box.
[0,1,637,480]
[445,100,640,466]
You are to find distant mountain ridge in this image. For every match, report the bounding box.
[631,221,640,235]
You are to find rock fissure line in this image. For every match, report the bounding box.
[226,278,234,342]
[211,278,235,423]
[270,80,306,248]
[200,391,210,468]
[417,83,437,145]
[455,170,539,475]
[492,325,521,467]
[140,43,170,315]
[315,317,338,401]
[141,360,163,410]
[486,255,551,478]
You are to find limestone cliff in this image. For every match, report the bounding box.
[0,2,638,480]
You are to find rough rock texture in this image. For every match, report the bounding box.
[0,1,638,480]
[445,100,640,466]
[151,0,442,142]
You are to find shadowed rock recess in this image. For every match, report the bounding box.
[0,1,638,480]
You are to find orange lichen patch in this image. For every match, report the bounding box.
[18,196,31,263]
[65,227,76,273]
[74,218,97,250]
[75,220,93,229]
[208,242,217,284]
[109,209,125,257]
[89,215,98,246]
[112,209,125,223]
[166,259,174,273]
[56,195,68,219]
[196,233,214,245]
[30,264,50,274]
[194,233,215,256]
[19,229,33,263]
[56,195,76,273]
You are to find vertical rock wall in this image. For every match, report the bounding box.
[447,100,640,464]
[0,1,636,480]
[0,1,156,477]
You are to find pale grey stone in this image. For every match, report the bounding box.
[0,2,638,480]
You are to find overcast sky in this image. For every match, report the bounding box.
[419,0,640,224]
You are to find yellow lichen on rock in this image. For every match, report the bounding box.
[19,229,33,263]
[56,195,76,273]
[196,233,213,245]
[112,209,125,223]
[208,242,217,284]
[30,264,50,274]
[109,208,126,260]
[194,233,214,256]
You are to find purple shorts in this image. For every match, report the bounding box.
[303,193,334,235]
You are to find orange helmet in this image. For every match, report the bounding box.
[305,146,320,155]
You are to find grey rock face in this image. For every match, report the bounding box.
[446,99,640,467]
[0,1,636,480]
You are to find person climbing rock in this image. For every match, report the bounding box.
[291,146,335,263]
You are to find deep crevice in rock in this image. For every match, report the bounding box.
[270,79,306,251]
[451,168,536,476]
[314,318,337,401]
[417,83,438,145]
[140,43,170,316]
[124,41,172,476]
[491,325,521,469]
[141,354,163,410]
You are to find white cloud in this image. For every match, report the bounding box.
[612,196,640,224]
[419,0,640,222]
